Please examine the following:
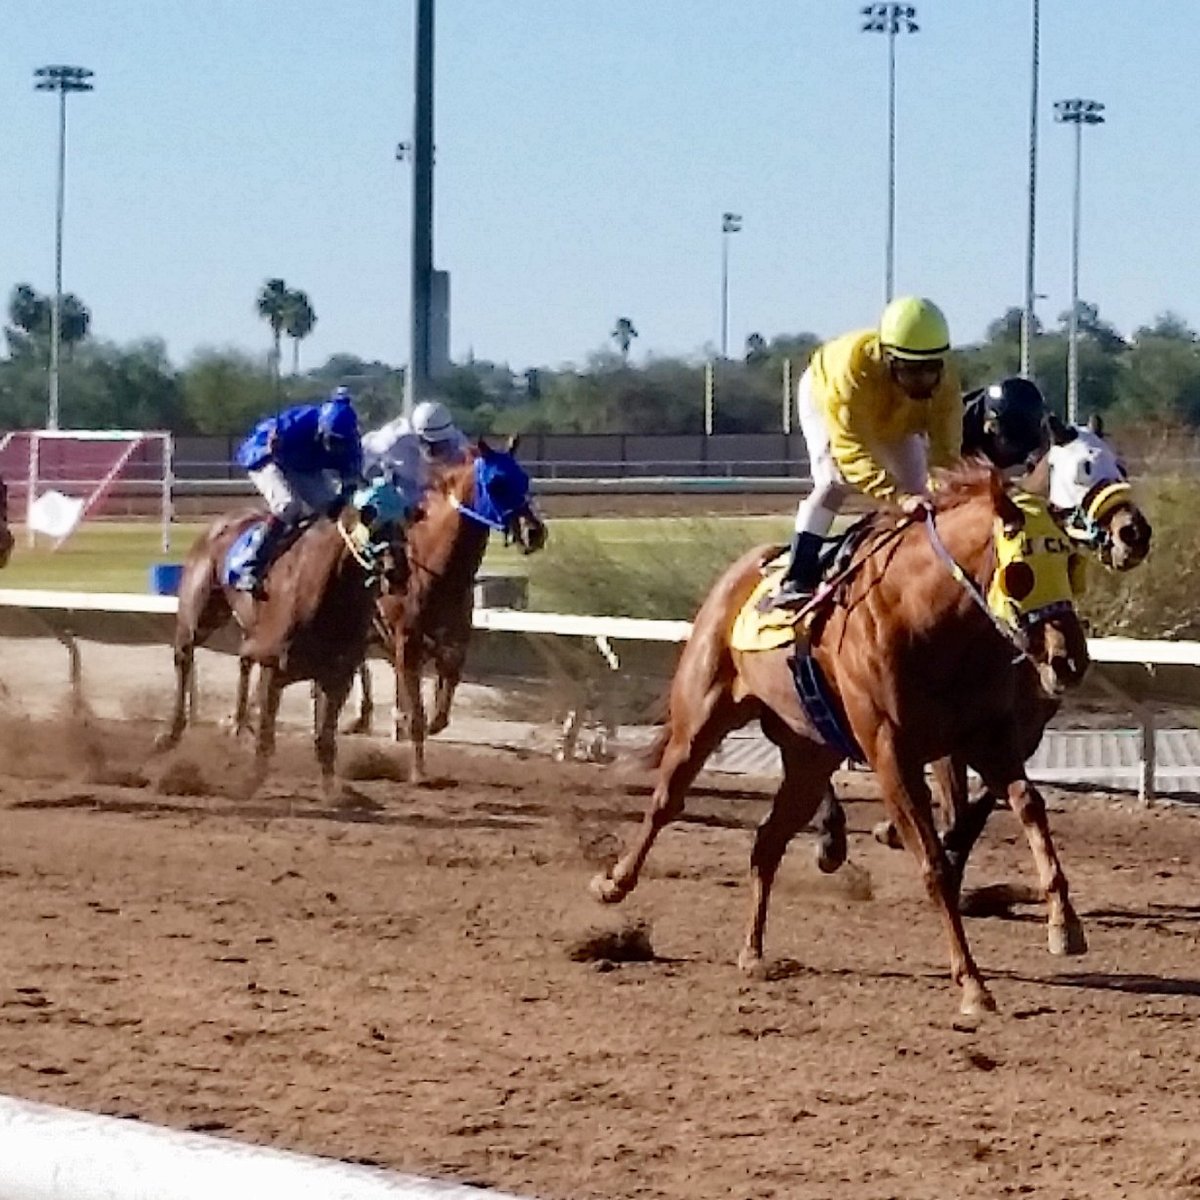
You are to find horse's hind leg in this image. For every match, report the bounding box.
[341,661,374,736]
[428,644,466,736]
[811,786,848,874]
[740,720,840,974]
[591,685,748,905]
[154,641,194,751]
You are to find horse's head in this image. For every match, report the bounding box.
[341,477,418,594]
[989,482,1090,700]
[0,476,11,569]
[463,436,547,554]
[1040,413,1152,571]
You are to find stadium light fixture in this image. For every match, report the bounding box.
[34,65,94,432]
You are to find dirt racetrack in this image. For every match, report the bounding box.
[1,701,1199,1199]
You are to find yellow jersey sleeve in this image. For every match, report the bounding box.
[813,331,898,500]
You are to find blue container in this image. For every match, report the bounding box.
[149,562,185,596]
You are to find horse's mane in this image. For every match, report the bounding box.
[928,458,1004,511]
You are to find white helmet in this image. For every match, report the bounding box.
[411,400,457,444]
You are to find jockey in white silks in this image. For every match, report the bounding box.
[361,399,471,496]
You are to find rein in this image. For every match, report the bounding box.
[336,516,390,579]
[449,493,508,533]
[922,512,1031,665]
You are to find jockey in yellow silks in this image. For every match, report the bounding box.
[771,296,963,607]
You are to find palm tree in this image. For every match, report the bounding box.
[60,293,91,356]
[611,316,638,363]
[256,278,290,392]
[8,284,50,337]
[283,289,317,375]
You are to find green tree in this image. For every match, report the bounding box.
[8,284,49,337]
[256,278,290,393]
[283,289,317,375]
[181,347,275,434]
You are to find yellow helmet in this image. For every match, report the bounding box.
[879,296,950,360]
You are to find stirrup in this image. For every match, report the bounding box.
[758,581,814,614]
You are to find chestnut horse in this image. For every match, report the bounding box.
[813,414,1153,884]
[592,463,1090,1017]
[360,440,546,782]
[155,480,412,793]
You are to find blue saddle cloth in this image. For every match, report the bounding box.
[789,652,865,764]
[224,522,267,589]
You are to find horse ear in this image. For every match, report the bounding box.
[1046,412,1077,445]
[506,433,521,455]
[476,437,493,457]
[1087,412,1106,438]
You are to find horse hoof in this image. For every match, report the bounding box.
[959,980,998,1018]
[814,834,847,875]
[589,873,626,905]
[737,949,768,979]
[428,715,449,736]
[341,720,371,737]
[1049,921,1088,956]
[872,820,904,850]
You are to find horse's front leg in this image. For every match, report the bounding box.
[868,727,996,1018]
[396,632,427,782]
[968,740,1086,957]
[810,785,848,874]
[314,672,354,797]
[231,659,254,737]
[249,663,283,796]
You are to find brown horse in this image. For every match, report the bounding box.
[155,480,410,793]
[813,414,1154,882]
[0,475,13,568]
[592,463,1090,1017]
[358,440,546,782]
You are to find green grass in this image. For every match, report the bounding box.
[0,516,792,612]
[1,523,208,593]
[5,496,1184,640]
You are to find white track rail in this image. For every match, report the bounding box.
[0,588,1197,800]
[0,1095,529,1200]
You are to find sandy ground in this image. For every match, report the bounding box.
[0,643,1199,1200]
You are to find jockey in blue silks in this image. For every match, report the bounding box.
[233,386,364,596]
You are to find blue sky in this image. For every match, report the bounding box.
[2,2,1196,372]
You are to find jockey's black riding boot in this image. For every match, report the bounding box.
[241,515,289,597]
[773,531,824,607]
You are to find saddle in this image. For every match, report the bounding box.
[731,516,877,653]
[223,515,311,591]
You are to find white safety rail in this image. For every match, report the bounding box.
[0,588,1197,800]
[0,1095,531,1200]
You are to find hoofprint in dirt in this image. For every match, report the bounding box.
[0,716,1198,1200]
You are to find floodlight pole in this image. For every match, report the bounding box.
[407,0,435,417]
[1055,97,1106,424]
[34,65,94,432]
[861,4,918,304]
[720,211,742,359]
[1020,0,1040,378]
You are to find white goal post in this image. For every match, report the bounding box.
[0,429,173,552]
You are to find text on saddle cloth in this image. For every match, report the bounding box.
[224,522,268,589]
[987,491,1087,627]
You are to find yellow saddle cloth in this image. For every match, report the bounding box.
[730,555,813,653]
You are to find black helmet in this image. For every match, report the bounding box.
[972,377,1047,467]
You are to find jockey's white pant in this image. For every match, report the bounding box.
[249,464,340,524]
[793,367,929,536]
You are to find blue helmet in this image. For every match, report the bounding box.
[318,390,358,442]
